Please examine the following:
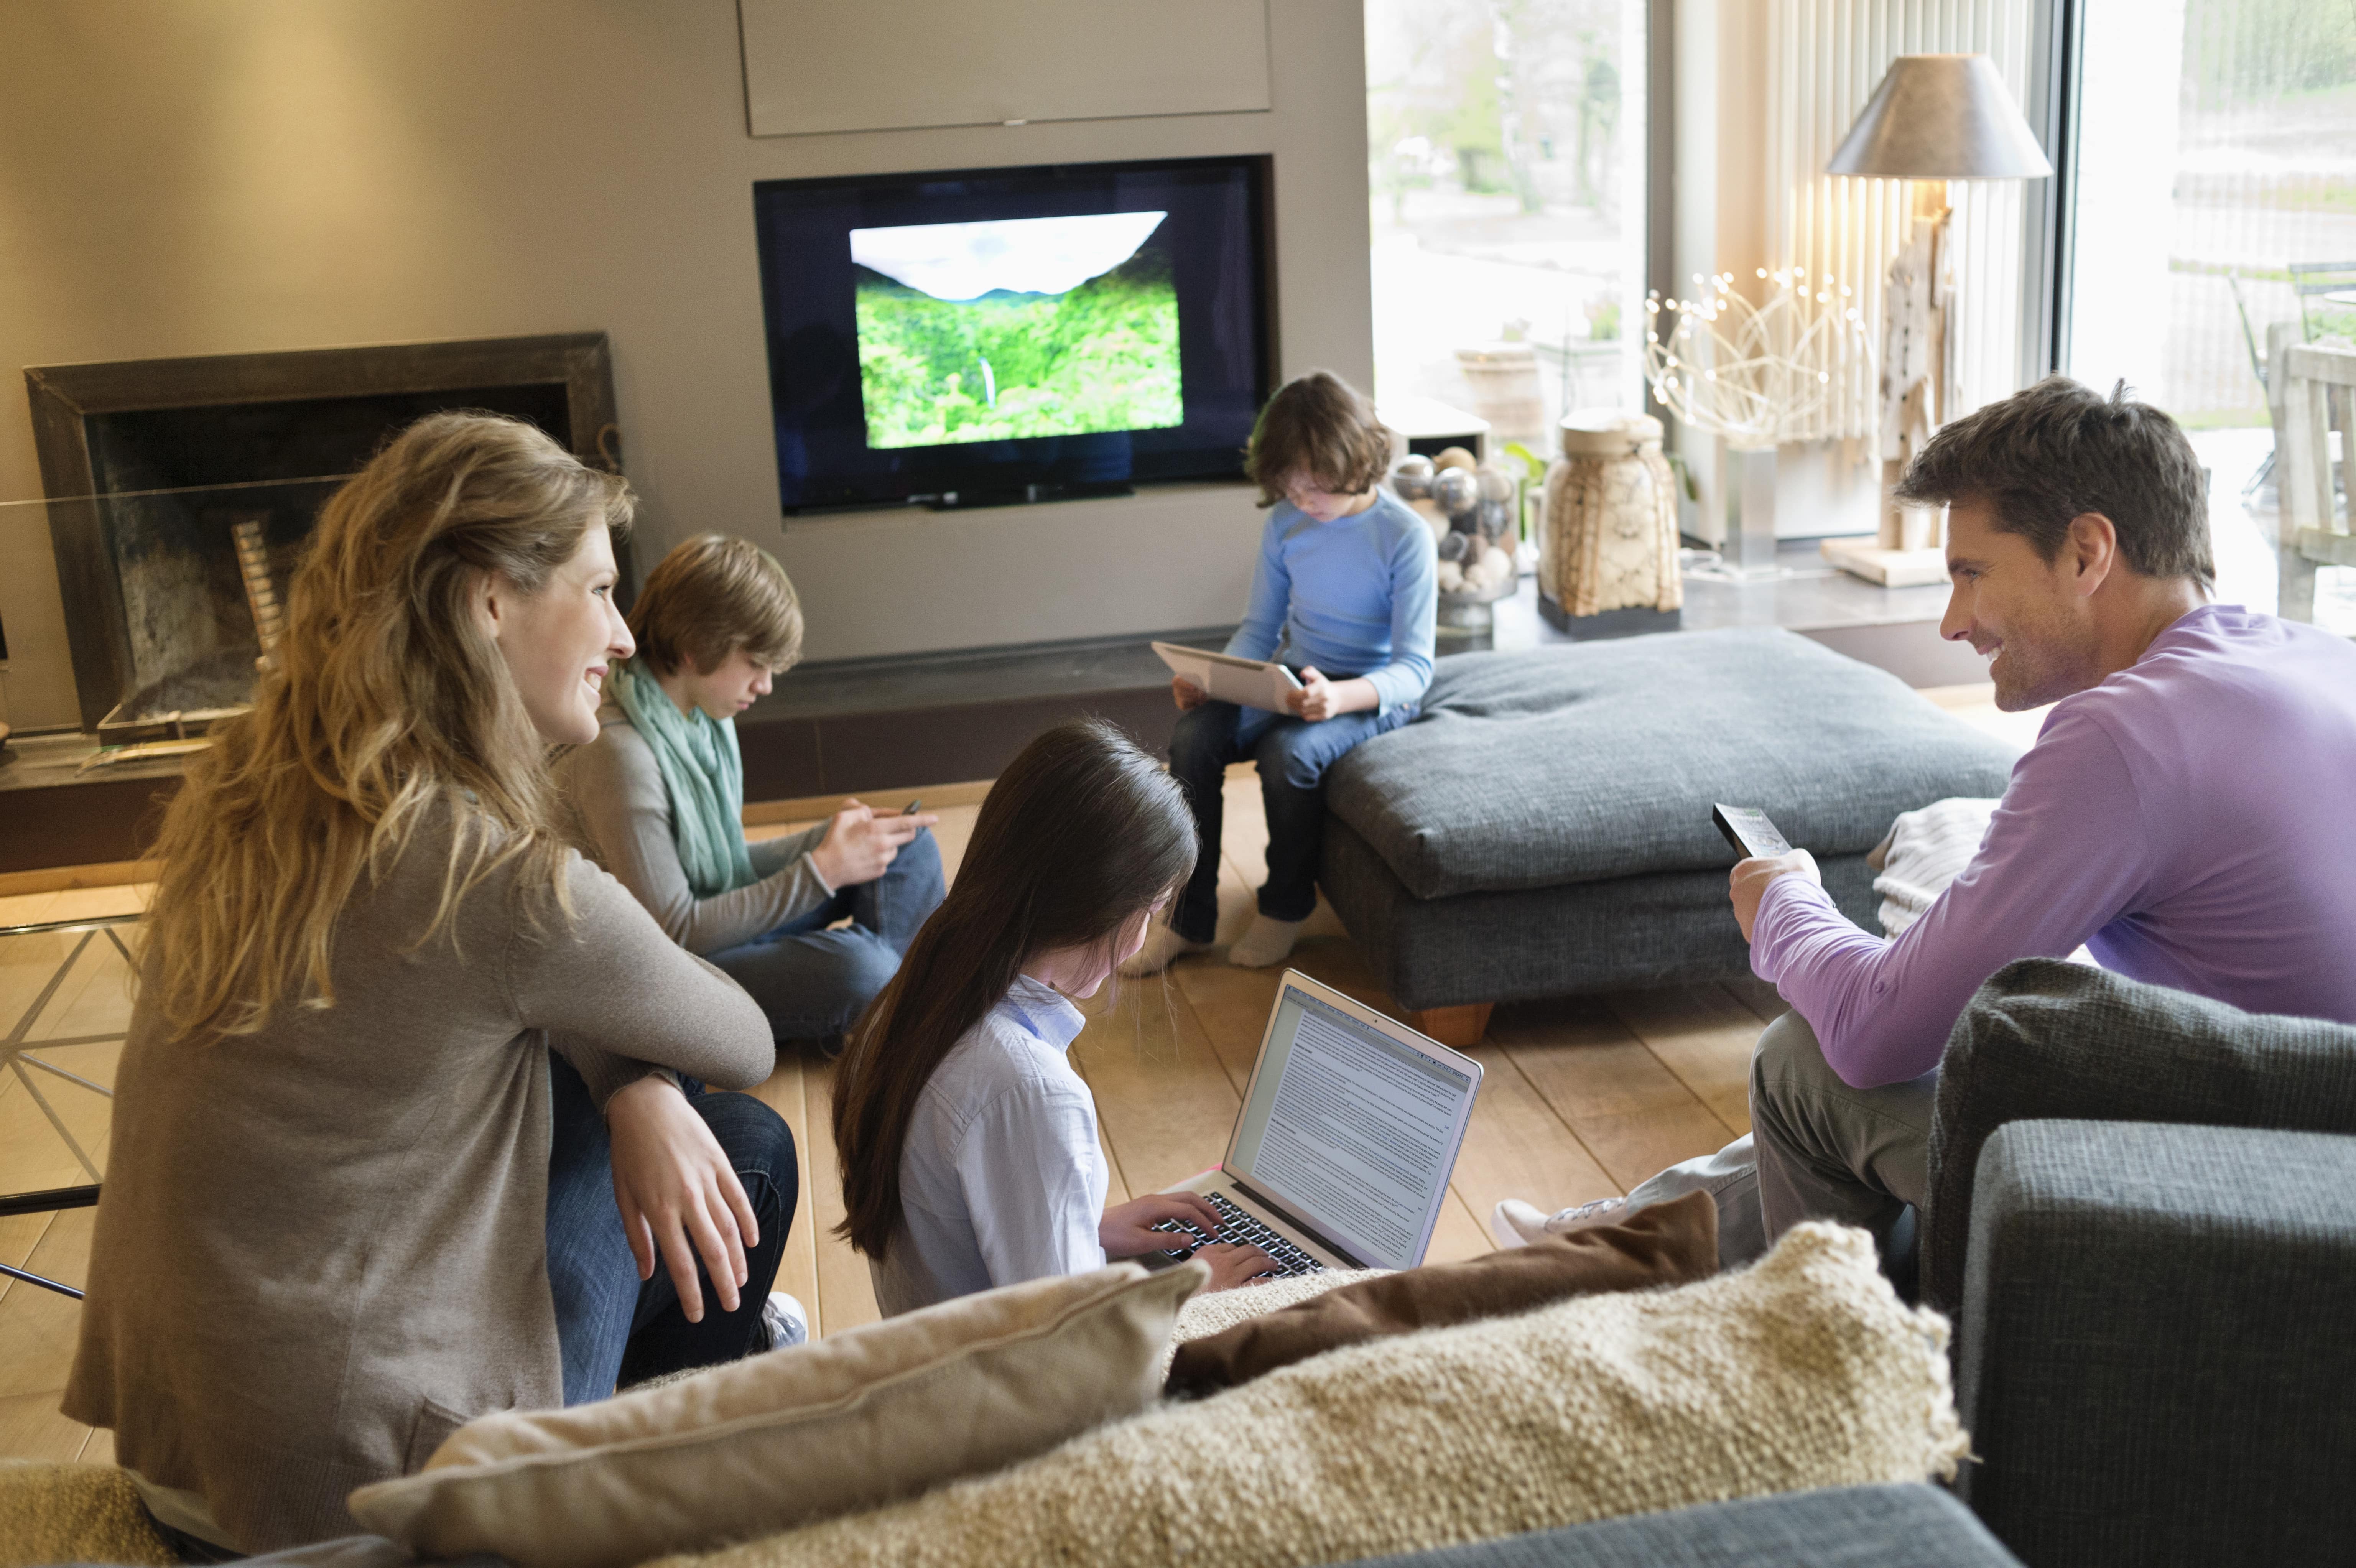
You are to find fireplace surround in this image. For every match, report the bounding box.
[25,333,622,736]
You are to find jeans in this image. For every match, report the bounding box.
[709,829,944,1043]
[1622,1010,1937,1273]
[545,1054,798,1403]
[1165,698,1416,944]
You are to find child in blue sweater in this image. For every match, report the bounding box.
[1125,371,1438,974]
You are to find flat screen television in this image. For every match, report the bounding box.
[752,155,1273,514]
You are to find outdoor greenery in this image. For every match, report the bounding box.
[2182,0,2356,104]
[853,245,1183,449]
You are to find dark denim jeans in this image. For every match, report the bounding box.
[708,829,944,1043]
[545,1054,797,1403]
[1165,698,1416,944]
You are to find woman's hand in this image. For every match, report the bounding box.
[1286,668,1379,724]
[605,1075,759,1323]
[1172,675,1207,712]
[810,799,938,888]
[1099,1192,1225,1258]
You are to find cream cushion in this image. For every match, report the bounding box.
[652,1224,1969,1568]
[347,1260,1206,1568]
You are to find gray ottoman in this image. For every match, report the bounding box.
[1320,628,2019,1042]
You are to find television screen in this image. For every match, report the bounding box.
[753,157,1271,513]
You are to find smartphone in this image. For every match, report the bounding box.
[1712,804,1793,861]
[900,799,922,816]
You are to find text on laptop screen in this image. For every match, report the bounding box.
[1227,984,1476,1270]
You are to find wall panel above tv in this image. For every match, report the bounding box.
[738,0,1271,138]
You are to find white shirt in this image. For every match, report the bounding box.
[869,974,1107,1316]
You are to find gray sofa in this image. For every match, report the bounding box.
[1319,630,2018,1039]
[1336,1484,2021,1567]
[1340,961,2356,1568]
[1927,959,2356,1568]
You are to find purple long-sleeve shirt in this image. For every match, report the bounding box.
[1753,604,2356,1088]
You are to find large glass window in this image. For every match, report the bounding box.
[2063,0,2356,624]
[1363,0,1649,449]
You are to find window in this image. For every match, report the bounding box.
[2060,0,2356,624]
[1363,0,1649,453]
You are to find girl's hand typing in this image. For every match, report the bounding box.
[1194,1242,1282,1291]
[1099,1192,1225,1258]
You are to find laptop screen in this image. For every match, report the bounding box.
[1226,981,1479,1271]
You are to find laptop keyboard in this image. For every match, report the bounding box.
[1151,1190,1327,1279]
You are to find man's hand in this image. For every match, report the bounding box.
[1099,1192,1224,1258]
[605,1076,759,1324]
[809,799,938,888]
[1172,675,1207,711]
[1285,667,1379,724]
[1730,849,1821,942]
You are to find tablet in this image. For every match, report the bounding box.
[1152,642,1304,712]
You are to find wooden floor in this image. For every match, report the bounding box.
[0,681,2030,1464]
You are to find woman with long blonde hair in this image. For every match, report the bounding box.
[65,414,796,1556]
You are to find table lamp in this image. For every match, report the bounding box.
[1818,53,2052,588]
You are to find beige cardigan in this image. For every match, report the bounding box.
[554,703,834,956]
[63,804,772,1553]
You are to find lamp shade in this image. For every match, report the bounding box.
[1826,54,2053,179]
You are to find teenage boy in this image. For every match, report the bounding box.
[558,534,945,1050]
[1125,371,1438,974]
[1495,376,2356,1262]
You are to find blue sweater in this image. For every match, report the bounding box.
[1223,491,1439,715]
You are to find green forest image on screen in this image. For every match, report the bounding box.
[850,211,1184,449]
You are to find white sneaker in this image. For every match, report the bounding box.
[1226,914,1306,969]
[760,1291,809,1350]
[1119,919,1213,977]
[1489,1195,1629,1249]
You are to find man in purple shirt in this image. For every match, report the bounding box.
[1494,376,2356,1265]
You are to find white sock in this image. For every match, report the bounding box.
[1226,914,1306,969]
[1118,919,1212,977]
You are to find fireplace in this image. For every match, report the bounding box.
[25,334,623,737]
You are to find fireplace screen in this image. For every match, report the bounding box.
[54,476,338,741]
[23,334,620,739]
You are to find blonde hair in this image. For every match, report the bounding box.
[628,533,803,677]
[145,412,634,1045]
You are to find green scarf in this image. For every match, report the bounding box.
[610,660,757,899]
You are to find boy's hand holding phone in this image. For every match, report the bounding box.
[811,798,938,888]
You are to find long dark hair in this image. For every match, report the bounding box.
[831,718,1196,1258]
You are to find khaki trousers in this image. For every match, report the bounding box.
[1624,1009,1938,1268]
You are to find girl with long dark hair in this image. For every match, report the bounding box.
[831,718,1275,1313]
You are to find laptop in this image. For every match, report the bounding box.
[1146,969,1484,1277]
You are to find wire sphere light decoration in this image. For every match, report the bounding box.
[1643,267,1877,449]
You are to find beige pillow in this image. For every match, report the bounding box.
[348,1260,1207,1568]
[650,1224,1968,1568]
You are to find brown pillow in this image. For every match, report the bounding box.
[1166,1188,1717,1397]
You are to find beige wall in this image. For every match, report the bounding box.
[0,0,1372,731]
